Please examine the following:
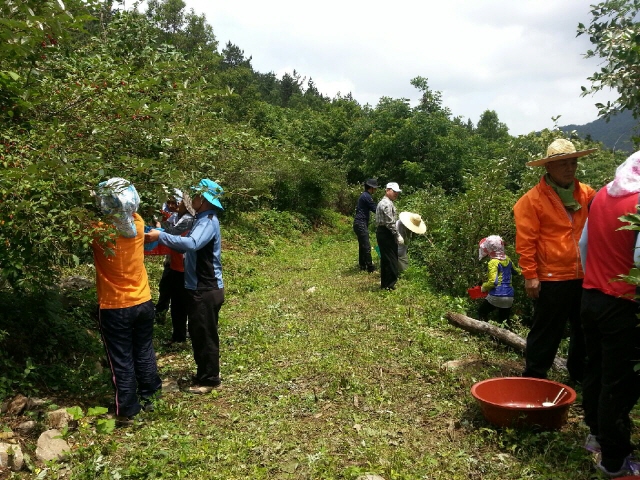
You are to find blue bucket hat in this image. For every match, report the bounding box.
[194,178,224,210]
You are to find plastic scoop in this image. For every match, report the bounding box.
[542,388,567,407]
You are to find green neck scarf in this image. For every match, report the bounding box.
[545,174,580,211]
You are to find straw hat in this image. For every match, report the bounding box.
[399,211,426,234]
[526,139,597,167]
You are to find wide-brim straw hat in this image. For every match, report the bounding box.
[526,139,597,167]
[399,211,426,234]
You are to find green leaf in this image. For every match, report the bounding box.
[87,406,108,417]
[66,406,84,420]
[96,418,115,434]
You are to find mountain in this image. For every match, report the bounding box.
[559,109,639,153]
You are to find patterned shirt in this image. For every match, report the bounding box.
[375,196,398,235]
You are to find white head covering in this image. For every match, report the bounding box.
[607,150,640,197]
[478,235,506,260]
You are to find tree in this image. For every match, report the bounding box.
[220,42,252,70]
[476,110,509,141]
[578,1,640,119]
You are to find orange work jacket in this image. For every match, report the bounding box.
[513,176,596,281]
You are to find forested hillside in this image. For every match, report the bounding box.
[0,0,634,466]
[560,109,638,153]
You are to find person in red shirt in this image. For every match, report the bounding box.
[579,151,640,477]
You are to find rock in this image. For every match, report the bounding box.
[441,357,481,371]
[7,395,28,416]
[0,400,8,414]
[0,442,24,471]
[162,378,180,393]
[47,408,74,430]
[306,286,317,293]
[35,429,70,462]
[15,421,37,435]
[356,475,386,480]
[59,275,93,290]
[26,397,48,411]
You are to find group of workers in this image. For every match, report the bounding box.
[353,139,640,477]
[353,179,426,290]
[90,139,640,476]
[91,177,225,426]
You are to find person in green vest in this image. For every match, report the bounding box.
[477,235,520,323]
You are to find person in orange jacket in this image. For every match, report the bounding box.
[513,139,597,383]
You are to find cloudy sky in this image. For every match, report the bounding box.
[136,0,618,136]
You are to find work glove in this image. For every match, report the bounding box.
[397,234,404,245]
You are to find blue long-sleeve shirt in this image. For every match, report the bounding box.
[158,209,224,291]
[354,191,377,225]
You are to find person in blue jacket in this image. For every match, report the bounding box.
[145,179,225,394]
[477,235,520,323]
[353,179,378,272]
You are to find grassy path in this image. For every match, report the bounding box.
[68,230,599,479]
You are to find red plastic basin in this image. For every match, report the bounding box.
[471,377,576,430]
[467,285,487,299]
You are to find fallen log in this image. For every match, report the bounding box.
[445,312,567,372]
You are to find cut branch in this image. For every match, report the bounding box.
[445,312,567,372]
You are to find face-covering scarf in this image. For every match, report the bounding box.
[607,150,640,197]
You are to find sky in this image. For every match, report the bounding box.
[132,0,618,136]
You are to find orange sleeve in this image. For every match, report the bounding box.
[514,193,540,280]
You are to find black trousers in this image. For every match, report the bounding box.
[523,279,586,382]
[155,258,172,312]
[353,221,374,270]
[99,300,162,417]
[478,300,511,323]
[187,288,225,386]
[376,226,398,290]
[581,288,640,472]
[167,269,188,342]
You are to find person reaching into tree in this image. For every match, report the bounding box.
[145,179,225,394]
[396,211,426,273]
[160,193,196,347]
[154,189,182,325]
[92,177,162,426]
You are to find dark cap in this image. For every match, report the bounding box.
[364,178,378,189]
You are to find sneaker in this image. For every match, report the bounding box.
[188,384,220,394]
[595,453,640,477]
[585,434,601,454]
[115,415,137,427]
